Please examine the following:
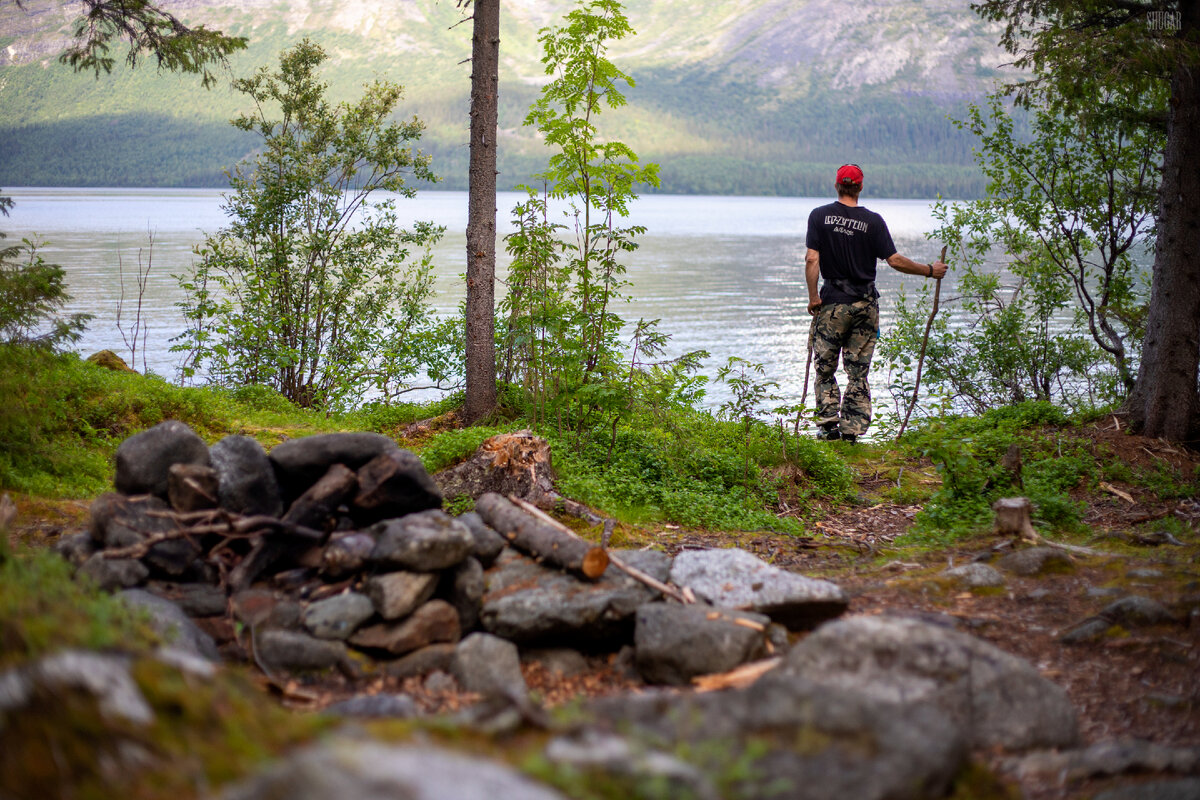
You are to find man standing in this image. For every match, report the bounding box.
[805,164,947,442]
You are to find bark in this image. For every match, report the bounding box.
[475,492,609,580]
[463,0,500,422]
[1126,13,1200,443]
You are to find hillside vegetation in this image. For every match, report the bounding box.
[0,0,1004,197]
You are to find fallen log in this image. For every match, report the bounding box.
[475,492,609,580]
[507,495,692,604]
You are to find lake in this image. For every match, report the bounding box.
[3,187,951,422]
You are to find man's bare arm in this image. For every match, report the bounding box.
[886,252,948,279]
[805,248,822,313]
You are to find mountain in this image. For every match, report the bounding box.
[0,0,1010,198]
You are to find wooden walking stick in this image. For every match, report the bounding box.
[794,312,817,435]
[897,245,947,439]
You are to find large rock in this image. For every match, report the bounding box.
[79,553,149,590]
[480,549,672,646]
[209,435,284,517]
[118,589,219,661]
[349,600,460,656]
[219,739,568,800]
[634,602,769,685]
[114,420,211,499]
[441,557,484,632]
[583,672,966,800]
[255,629,347,672]
[782,614,1079,750]
[0,650,154,726]
[268,432,401,501]
[89,493,200,576]
[368,510,474,572]
[453,632,528,701]
[350,450,442,525]
[996,546,1074,577]
[669,548,848,629]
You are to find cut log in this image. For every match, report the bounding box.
[475,493,608,580]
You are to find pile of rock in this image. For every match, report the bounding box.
[57,422,851,689]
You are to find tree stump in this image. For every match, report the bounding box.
[435,430,556,501]
[992,497,1038,542]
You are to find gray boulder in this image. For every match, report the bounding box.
[303,591,376,640]
[454,632,528,701]
[210,435,284,517]
[146,581,227,617]
[585,672,966,800]
[79,553,148,590]
[89,493,199,576]
[268,432,400,501]
[384,643,458,680]
[942,562,1006,588]
[350,450,443,525]
[114,420,210,499]
[368,510,474,572]
[118,589,219,661]
[219,739,568,800]
[668,548,848,629]
[481,549,671,646]
[997,546,1074,577]
[634,602,769,685]
[255,629,347,672]
[1101,595,1178,627]
[442,557,484,632]
[782,614,1079,750]
[54,531,96,567]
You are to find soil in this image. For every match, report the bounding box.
[4,423,1198,800]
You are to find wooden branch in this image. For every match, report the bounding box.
[693,657,782,692]
[475,493,609,580]
[898,244,947,439]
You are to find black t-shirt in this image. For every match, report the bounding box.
[806,201,897,304]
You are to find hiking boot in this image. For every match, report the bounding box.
[842,433,858,444]
[816,424,841,441]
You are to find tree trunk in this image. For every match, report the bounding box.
[1127,14,1200,443]
[463,0,500,422]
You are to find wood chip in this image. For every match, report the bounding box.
[733,617,766,632]
[693,658,782,692]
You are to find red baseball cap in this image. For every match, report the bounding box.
[837,164,864,185]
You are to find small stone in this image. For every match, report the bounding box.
[324,694,417,718]
[1126,568,1164,579]
[996,547,1074,577]
[255,630,347,672]
[1059,616,1114,644]
[368,510,474,572]
[303,592,375,640]
[942,563,1005,588]
[366,570,438,620]
[442,557,484,632]
[233,589,302,631]
[349,600,460,656]
[114,420,211,499]
[424,670,458,695]
[456,511,507,565]
[321,531,376,578]
[79,553,148,590]
[454,633,527,700]
[1087,586,1123,599]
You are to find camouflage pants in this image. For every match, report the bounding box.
[812,299,878,436]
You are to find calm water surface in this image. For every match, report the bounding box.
[4,187,951,417]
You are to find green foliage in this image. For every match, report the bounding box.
[897,402,1093,541]
[417,424,516,474]
[59,0,247,88]
[174,40,445,411]
[881,86,1160,419]
[0,545,157,668]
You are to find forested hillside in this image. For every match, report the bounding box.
[0,0,1006,197]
